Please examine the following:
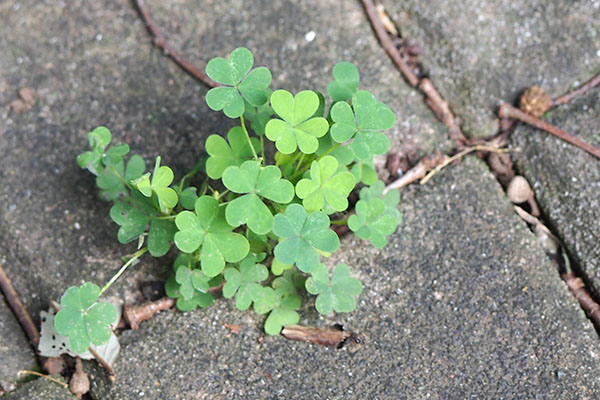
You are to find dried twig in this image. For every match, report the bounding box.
[133,0,218,88]
[498,103,600,159]
[282,325,351,347]
[0,263,39,348]
[419,78,467,145]
[223,324,242,334]
[124,296,175,330]
[18,370,69,388]
[562,274,600,327]
[552,72,600,107]
[360,0,419,87]
[88,347,115,381]
[384,150,447,193]
[420,146,513,185]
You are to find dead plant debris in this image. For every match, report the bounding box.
[282,324,353,348]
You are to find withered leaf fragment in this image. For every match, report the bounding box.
[282,324,351,347]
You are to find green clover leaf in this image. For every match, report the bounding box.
[330,90,395,159]
[272,204,339,273]
[109,201,151,244]
[205,126,260,179]
[327,62,360,102]
[265,90,329,154]
[271,257,293,276]
[350,159,378,185]
[95,154,145,201]
[205,47,272,118]
[179,186,198,210]
[175,265,212,300]
[77,126,112,175]
[223,254,269,311]
[348,180,402,248]
[131,156,178,213]
[54,282,117,354]
[222,161,294,234]
[165,275,214,312]
[174,196,249,277]
[147,219,177,257]
[101,143,130,167]
[261,271,303,335]
[244,95,273,136]
[295,155,356,213]
[305,263,363,315]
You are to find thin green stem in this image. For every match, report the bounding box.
[290,145,338,181]
[240,115,259,161]
[293,153,306,175]
[153,215,177,220]
[178,162,204,191]
[260,135,265,162]
[316,142,340,161]
[108,165,131,188]
[99,248,148,296]
[215,189,230,200]
[330,219,348,225]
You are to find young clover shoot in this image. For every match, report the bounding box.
[55,47,403,358]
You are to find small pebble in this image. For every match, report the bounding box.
[74,222,81,230]
[304,31,316,42]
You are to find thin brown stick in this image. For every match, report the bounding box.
[18,370,69,388]
[88,347,115,380]
[383,150,447,193]
[0,263,39,348]
[552,72,600,106]
[562,273,600,327]
[420,146,513,185]
[123,296,175,329]
[498,103,600,159]
[282,325,351,347]
[132,0,218,88]
[360,0,419,87]
[419,78,467,145]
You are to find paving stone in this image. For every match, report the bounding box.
[0,0,447,322]
[384,0,600,137]
[510,88,600,293]
[0,297,37,392]
[1,1,600,399]
[2,375,73,400]
[86,157,600,399]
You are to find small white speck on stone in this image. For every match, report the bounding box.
[74,222,81,230]
[95,33,103,41]
[596,49,600,58]
[304,31,316,42]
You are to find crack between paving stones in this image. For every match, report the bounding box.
[362,1,600,335]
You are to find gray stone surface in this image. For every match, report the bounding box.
[2,375,73,400]
[1,0,600,399]
[0,298,37,392]
[511,89,600,293]
[88,158,600,399]
[0,0,447,321]
[385,0,600,137]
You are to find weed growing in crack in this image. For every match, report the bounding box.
[52,47,402,354]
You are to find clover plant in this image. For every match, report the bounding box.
[55,48,402,355]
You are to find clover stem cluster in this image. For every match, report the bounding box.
[52,47,402,356]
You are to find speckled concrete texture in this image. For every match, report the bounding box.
[87,158,600,399]
[384,0,600,137]
[1,0,600,398]
[2,374,73,399]
[0,298,37,392]
[511,89,600,294]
